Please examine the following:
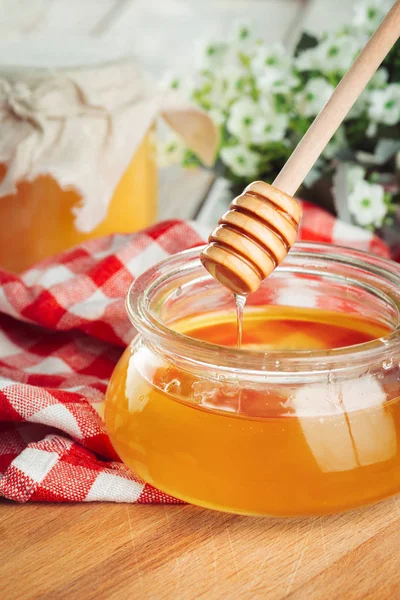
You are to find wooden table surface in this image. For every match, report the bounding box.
[3,2,390,599]
[2,498,400,599]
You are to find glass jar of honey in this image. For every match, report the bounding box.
[105,243,400,517]
[0,39,160,273]
[0,131,157,273]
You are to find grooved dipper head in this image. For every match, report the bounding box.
[200,181,302,295]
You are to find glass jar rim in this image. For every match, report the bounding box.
[127,242,400,375]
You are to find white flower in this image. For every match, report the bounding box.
[227,97,260,143]
[198,66,250,111]
[221,66,251,104]
[160,71,202,98]
[323,126,347,160]
[353,0,394,34]
[295,78,334,117]
[296,32,361,74]
[257,68,299,94]
[251,44,292,75]
[250,112,289,144]
[369,68,389,90]
[251,45,299,93]
[348,177,388,228]
[227,97,289,145]
[368,84,400,126]
[230,20,256,48]
[255,96,290,143]
[208,107,225,126]
[198,76,225,110]
[195,40,229,70]
[157,134,186,167]
[220,144,259,177]
[347,165,366,191]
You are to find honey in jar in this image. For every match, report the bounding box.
[105,243,400,516]
[0,132,157,273]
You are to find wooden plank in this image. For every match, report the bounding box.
[0,0,55,34]
[158,167,215,221]
[106,0,302,75]
[298,0,355,37]
[195,177,232,226]
[91,0,130,36]
[1,499,400,600]
[32,0,122,35]
[0,0,124,36]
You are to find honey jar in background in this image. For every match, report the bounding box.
[0,131,157,273]
[0,38,217,273]
[105,243,400,517]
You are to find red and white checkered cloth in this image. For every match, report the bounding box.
[0,203,391,503]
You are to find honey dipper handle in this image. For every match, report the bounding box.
[273,0,400,197]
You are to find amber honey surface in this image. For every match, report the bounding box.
[0,132,157,273]
[105,306,400,516]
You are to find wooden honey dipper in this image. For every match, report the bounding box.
[201,0,400,295]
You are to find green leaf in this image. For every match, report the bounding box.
[385,192,395,208]
[383,39,400,83]
[344,117,376,153]
[274,93,292,113]
[181,150,202,169]
[368,171,380,184]
[384,216,394,226]
[290,115,312,138]
[238,52,251,69]
[294,32,319,57]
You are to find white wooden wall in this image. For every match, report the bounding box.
[0,0,354,72]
